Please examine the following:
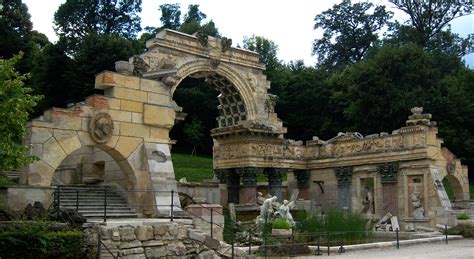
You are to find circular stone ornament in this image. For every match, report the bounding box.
[89,113,114,143]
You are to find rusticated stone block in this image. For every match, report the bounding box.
[166,241,187,256]
[145,247,167,258]
[99,226,112,240]
[167,223,179,236]
[119,247,144,256]
[135,225,153,241]
[119,240,142,249]
[119,226,136,241]
[153,224,168,236]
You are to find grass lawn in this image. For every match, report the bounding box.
[171,152,288,183]
[172,152,214,182]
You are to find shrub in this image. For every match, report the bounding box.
[295,209,372,243]
[0,222,83,258]
[448,224,474,238]
[457,213,470,220]
[272,219,291,230]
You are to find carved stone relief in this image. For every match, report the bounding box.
[334,166,352,186]
[89,113,114,144]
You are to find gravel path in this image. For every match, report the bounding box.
[323,239,474,258]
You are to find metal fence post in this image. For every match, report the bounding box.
[56,185,61,219]
[327,232,330,256]
[291,226,295,257]
[96,233,101,259]
[170,190,174,222]
[338,233,345,253]
[445,224,448,244]
[315,234,322,256]
[103,188,107,223]
[248,228,252,255]
[210,208,213,238]
[231,224,235,259]
[76,189,79,211]
[396,229,400,249]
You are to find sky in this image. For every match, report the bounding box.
[23,0,473,66]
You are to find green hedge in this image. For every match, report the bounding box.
[0,222,83,258]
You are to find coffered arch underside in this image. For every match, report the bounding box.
[171,59,259,122]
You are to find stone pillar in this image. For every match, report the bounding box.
[226,169,240,204]
[237,167,261,205]
[215,169,230,206]
[265,168,286,201]
[293,170,310,200]
[335,166,353,211]
[379,163,399,215]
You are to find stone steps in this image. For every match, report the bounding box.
[56,185,138,219]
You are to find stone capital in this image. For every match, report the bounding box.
[334,166,352,186]
[378,162,399,183]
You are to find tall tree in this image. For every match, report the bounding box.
[54,0,142,51]
[159,3,181,30]
[180,4,219,36]
[312,0,392,71]
[0,55,42,171]
[389,0,473,48]
[243,35,280,71]
[0,0,33,59]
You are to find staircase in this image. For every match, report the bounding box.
[55,185,138,219]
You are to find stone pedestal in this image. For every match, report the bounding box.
[239,186,257,204]
[237,167,260,205]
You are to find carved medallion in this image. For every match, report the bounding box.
[89,113,114,143]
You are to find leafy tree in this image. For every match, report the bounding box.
[179,4,219,37]
[184,117,205,156]
[54,0,142,51]
[0,0,33,59]
[159,3,181,30]
[389,0,473,48]
[0,55,42,171]
[312,0,392,71]
[243,35,281,71]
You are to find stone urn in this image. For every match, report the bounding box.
[115,61,134,75]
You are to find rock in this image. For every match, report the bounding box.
[99,226,112,240]
[197,250,220,259]
[142,240,164,247]
[188,229,206,243]
[145,247,167,258]
[120,247,144,256]
[120,226,137,241]
[111,229,120,241]
[135,225,153,241]
[119,240,142,249]
[120,254,146,259]
[153,224,168,236]
[167,241,187,256]
[168,223,179,236]
[204,236,220,250]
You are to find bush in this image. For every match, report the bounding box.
[448,224,474,238]
[0,222,83,258]
[272,219,291,230]
[457,213,470,220]
[295,209,372,243]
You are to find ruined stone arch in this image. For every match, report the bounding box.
[171,59,258,121]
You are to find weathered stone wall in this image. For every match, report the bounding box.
[84,220,244,259]
[0,186,54,211]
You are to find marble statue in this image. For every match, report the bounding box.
[255,196,278,228]
[277,200,295,226]
[411,187,425,219]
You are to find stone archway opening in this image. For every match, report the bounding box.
[52,145,129,191]
[442,175,464,206]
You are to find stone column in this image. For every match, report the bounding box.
[335,166,353,211]
[293,170,310,200]
[226,169,241,205]
[237,167,261,205]
[265,168,286,201]
[215,169,230,206]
